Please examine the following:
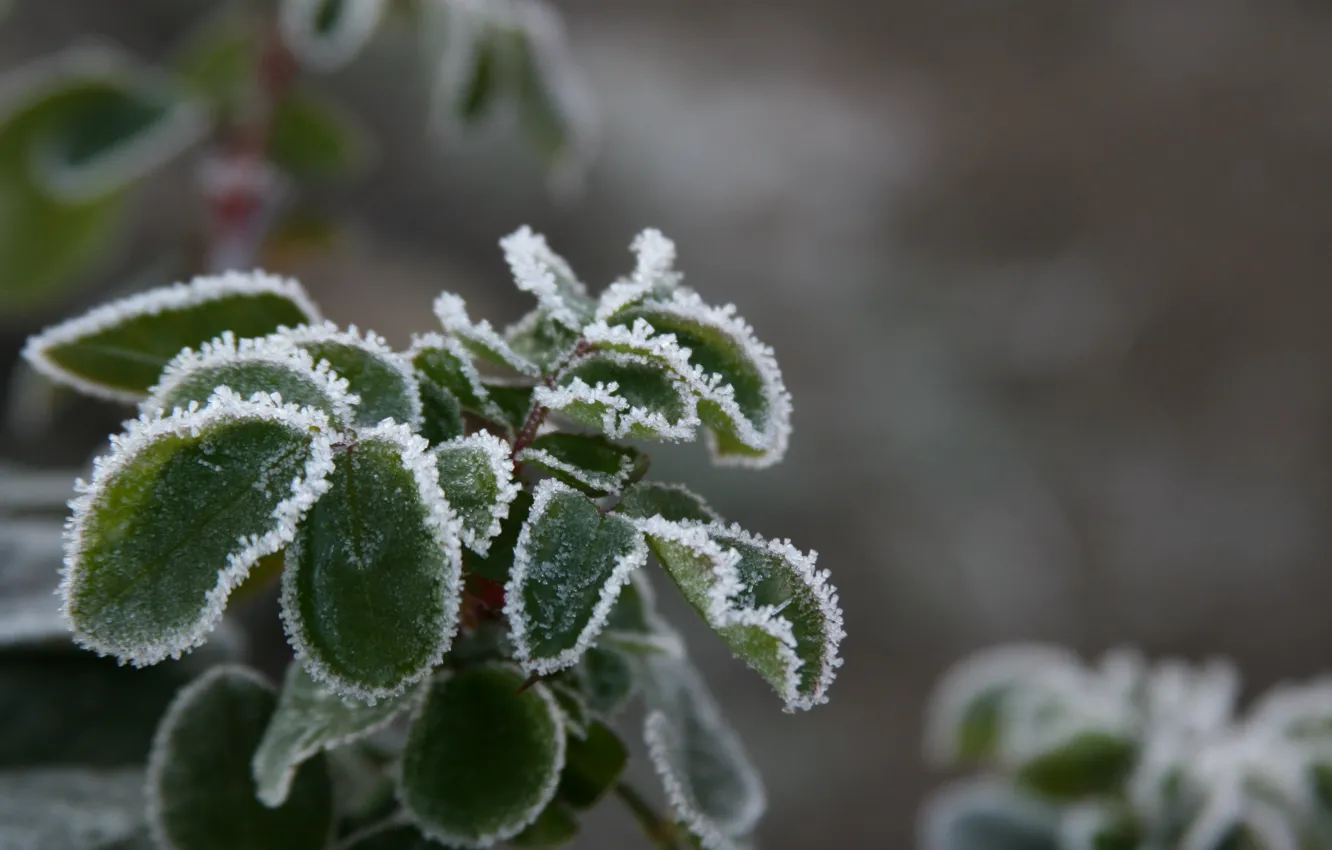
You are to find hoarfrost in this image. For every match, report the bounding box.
[433,292,539,377]
[280,0,387,72]
[499,226,591,331]
[431,432,521,556]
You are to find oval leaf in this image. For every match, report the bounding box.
[534,350,699,442]
[281,422,462,701]
[500,226,594,332]
[269,87,370,178]
[509,802,579,847]
[252,662,421,808]
[23,270,322,401]
[276,323,422,429]
[595,229,683,321]
[146,331,359,426]
[598,570,685,657]
[434,292,539,376]
[148,666,333,850]
[516,432,648,497]
[636,519,843,711]
[417,377,465,444]
[503,308,581,373]
[574,645,636,718]
[411,333,508,424]
[641,653,765,850]
[615,481,719,525]
[62,391,335,665]
[280,0,387,72]
[505,479,648,676]
[432,433,521,556]
[400,664,566,847]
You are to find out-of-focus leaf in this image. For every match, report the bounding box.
[1016,731,1136,800]
[558,720,627,811]
[508,801,579,847]
[269,88,370,178]
[920,780,1060,850]
[281,0,388,73]
[574,645,636,717]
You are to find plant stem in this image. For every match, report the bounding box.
[614,782,683,850]
[509,338,595,458]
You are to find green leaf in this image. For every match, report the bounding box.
[598,570,684,657]
[594,229,683,320]
[400,664,566,847]
[269,87,370,178]
[252,662,420,807]
[517,432,648,497]
[536,350,698,442]
[280,0,387,72]
[615,482,719,524]
[173,11,254,117]
[148,666,333,850]
[558,720,628,811]
[338,823,445,850]
[0,768,148,850]
[503,308,581,373]
[146,331,359,426]
[432,433,521,556]
[636,519,844,712]
[62,392,335,665]
[640,654,765,850]
[279,323,422,429]
[598,286,793,468]
[506,20,591,177]
[463,489,533,584]
[500,227,595,332]
[411,333,508,425]
[281,422,462,701]
[23,271,322,402]
[505,479,649,676]
[479,379,536,431]
[547,679,590,740]
[509,802,579,848]
[575,645,636,717]
[1016,731,1136,800]
[433,292,539,377]
[921,780,1059,850]
[455,31,500,123]
[418,378,465,444]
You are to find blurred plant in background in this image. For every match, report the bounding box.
[922,645,1332,850]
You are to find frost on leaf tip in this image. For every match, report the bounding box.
[499,226,593,331]
[22,270,321,403]
[596,228,682,321]
[635,518,842,712]
[504,478,649,677]
[433,292,539,377]
[280,420,463,703]
[535,349,700,443]
[271,322,423,429]
[431,432,521,556]
[144,330,360,426]
[61,388,336,667]
[280,0,387,73]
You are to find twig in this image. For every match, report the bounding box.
[614,782,684,850]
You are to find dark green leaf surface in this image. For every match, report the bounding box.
[464,489,533,584]
[558,720,628,811]
[418,379,465,444]
[517,433,648,497]
[432,433,520,556]
[283,324,421,428]
[281,423,460,701]
[540,351,695,442]
[575,645,636,717]
[148,666,333,850]
[411,335,505,423]
[503,308,580,373]
[252,663,419,807]
[338,823,446,850]
[1015,731,1136,800]
[506,479,648,675]
[63,397,332,665]
[23,272,320,401]
[598,571,682,657]
[269,88,369,178]
[509,802,579,847]
[615,482,718,524]
[479,380,535,431]
[400,665,565,846]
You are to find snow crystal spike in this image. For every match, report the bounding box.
[499,226,593,332]
[433,292,541,377]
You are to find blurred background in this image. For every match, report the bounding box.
[6,0,1332,847]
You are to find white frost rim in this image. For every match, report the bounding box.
[500,226,590,332]
[146,665,280,850]
[432,432,522,557]
[433,292,540,377]
[22,270,321,403]
[635,517,843,712]
[514,443,639,496]
[504,478,649,677]
[534,348,700,442]
[409,331,507,422]
[279,420,464,703]
[618,480,722,523]
[595,228,682,321]
[279,0,387,73]
[270,322,423,429]
[400,665,568,849]
[144,330,360,425]
[61,389,335,666]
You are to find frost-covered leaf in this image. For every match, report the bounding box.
[417,378,465,444]
[548,679,591,740]
[482,379,536,431]
[148,666,333,850]
[500,227,594,332]
[504,307,581,373]
[640,653,765,850]
[598,570,684,658]
[574,645,636,718]
[464,489,533,584]
[411,333,508,425]
[434,292,539,376]
[400,664,566,847]
[509,802,579,847]
[595,229,683,321]
[919,779,1059,850]
[432,433,521,556]
[604,288,793,468]
[535,350,699,442]
[277,323,422,429]
[0,519,67,647]
[517,432,648,497]
[337,822,442,850]
[281,422,462,702]
[280,0,387,72]
[252,663,421,808]
[0,767,147,850]
[145,331,359,426]
[63,391,335,666]
[558,719,627,811]
[615,481,719,524]
[505,479,649,676]
[22,271,321,402]
[637,519,843,711]
[269,88,371,178]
